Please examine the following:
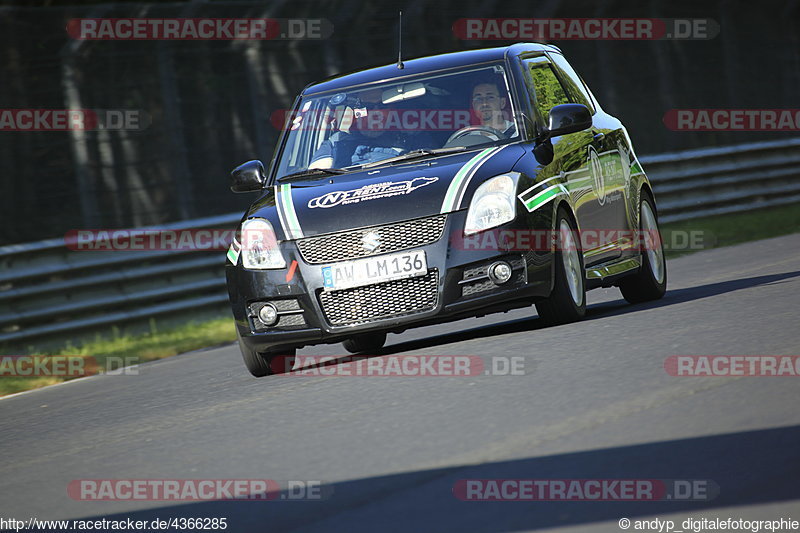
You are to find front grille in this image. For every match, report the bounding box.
[319,270,438,326]
[296,214,447,264]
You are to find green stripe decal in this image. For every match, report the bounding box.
[440,147,494,213]
[226,244,240,265]
[522,184,567,212]
[280,184,304,239]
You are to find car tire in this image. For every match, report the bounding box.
[237,331,296,377]
[342,332,387,354]
[618,192,667,304]
[535,208,586,325]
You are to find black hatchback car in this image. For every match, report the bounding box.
[226,43,666,376]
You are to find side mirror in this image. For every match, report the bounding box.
[230,160,266,193]
[542,103,592,140]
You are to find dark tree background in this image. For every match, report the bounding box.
[0,0,797,245]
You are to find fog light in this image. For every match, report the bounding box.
[258,303,279,326]
[488,261,513,284]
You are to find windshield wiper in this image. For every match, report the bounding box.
[359,146,469,169]
[277,167,347,183]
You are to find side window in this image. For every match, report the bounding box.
[548,53,596,113]
[524,58,569,123]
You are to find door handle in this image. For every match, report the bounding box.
[592,131,605,141]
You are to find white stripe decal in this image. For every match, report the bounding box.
[275,184,304,240]
[440,146,506,213]
[519,184,568,212]
[518,174,561,200]
[453,146,505,210]
[281,184,304,239]
[274,185,291,239]
[440,148,494,213]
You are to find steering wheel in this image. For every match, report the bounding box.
[445,125,506,146]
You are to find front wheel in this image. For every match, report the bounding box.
[618,193,667,303]
[535,209,586,325]
[237,331,296,377]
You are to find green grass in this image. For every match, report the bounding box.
[0,317,237,397]
[2,202,799,397]
[661,202,800,259]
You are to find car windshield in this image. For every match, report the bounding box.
[273,62,520,180]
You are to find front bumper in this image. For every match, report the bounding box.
[226,210,554,353]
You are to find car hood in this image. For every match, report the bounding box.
[246,144,525,239]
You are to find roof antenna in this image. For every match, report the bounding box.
[396,11,404,69]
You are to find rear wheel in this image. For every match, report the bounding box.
[535,209,586,325]
[618,193,667,303]
[342,332,387,354]
[237,331,296,377]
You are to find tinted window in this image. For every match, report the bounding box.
[273,62,520,179]
[548,53,595,112]
[525,58,569,123]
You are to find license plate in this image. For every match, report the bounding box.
[322,250,427,291]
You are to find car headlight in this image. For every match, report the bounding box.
[464,173,519,235]
[240,218,286,270]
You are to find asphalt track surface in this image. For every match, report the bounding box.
[1,234,799,532]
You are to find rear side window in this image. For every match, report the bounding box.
[524,58,569,123]
[548,53,596,113]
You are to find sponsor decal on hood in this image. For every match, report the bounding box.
[247,144,525,238]
[307,177,439,209]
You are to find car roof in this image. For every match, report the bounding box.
[302,43,561,96]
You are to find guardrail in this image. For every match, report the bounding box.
[2,137,799,347]
[640,137,800,223]
[0,214,240,348]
